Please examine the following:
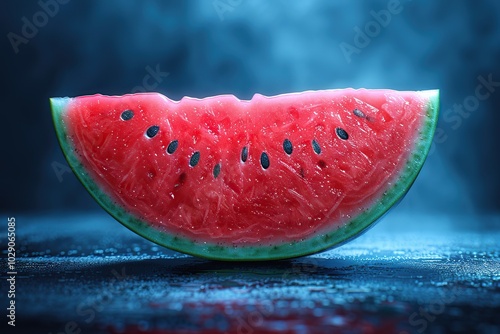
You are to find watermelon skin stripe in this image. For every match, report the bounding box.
[51,89,439,261]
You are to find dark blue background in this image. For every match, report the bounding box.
[1,0,499,217]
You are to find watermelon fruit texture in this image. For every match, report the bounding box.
[51,89,439,261]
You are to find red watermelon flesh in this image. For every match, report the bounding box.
[51,89,439,260]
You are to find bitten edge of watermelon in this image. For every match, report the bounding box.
[50,89,440,261]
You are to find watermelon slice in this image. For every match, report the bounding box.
[51,89,439,260]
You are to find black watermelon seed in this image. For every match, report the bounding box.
[312,139,321,154]
[353,109,365,118]
[121,109,134,121]
[189,151,200,167]
[241,146,248,162]
[283,139,293,155]
[146,125,160,138]
[336,127,349,140]
[213,163,221,178]
[167,140,178,154]
[260,152,270,169]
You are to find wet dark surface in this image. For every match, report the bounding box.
[1,214,500,334]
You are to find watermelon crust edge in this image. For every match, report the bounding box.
[51,89,439,261]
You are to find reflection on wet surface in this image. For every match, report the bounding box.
[3,214,500,333]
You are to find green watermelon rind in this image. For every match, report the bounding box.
[50,90,439,261]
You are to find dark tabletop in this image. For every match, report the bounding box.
[1,213,500,334]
